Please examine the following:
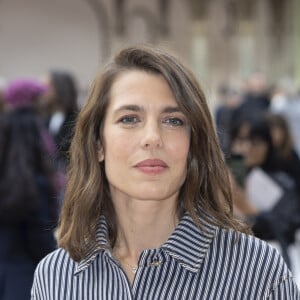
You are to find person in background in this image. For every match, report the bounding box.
[31,46,299,299]
[0,78,7,112]
[269,79,300,157]
[0,108,58,300]
[0,94,5,112]
[266,113,300,194]
[229,115,300,266]
[42,70,79,169]
[4,78,48,111]
[215,83,241,158]
[3,77,59,181]
[230,72,271,137]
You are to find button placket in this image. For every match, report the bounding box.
[149,259,163,267]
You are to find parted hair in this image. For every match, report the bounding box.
[58,45,249,261]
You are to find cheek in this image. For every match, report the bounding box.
[104,140,130,182]
[274,131,284,146]
[105,139,126,159]
[167,134,190,162]
[244,149,258,166]
[104,133,137,163]
[249,147,267,165]
[259,147,268,161]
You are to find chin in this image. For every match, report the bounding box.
[132,187,176,202]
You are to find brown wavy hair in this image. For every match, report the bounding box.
[58,45,249,261]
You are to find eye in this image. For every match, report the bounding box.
[118,115,140,125]
[163,117,185,127]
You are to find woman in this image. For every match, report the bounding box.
[39,71,79,203]
[31,46,300,299]
[267,113,300,193]
[42,70,79,168]
[230,115,300,266]
[0,108,58,300]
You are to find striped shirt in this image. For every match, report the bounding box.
[31,213,300,299]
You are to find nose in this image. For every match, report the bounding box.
[141,120,163,149]
[233,137,251,157]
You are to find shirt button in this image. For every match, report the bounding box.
[150,260,162,267]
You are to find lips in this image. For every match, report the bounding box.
[134,159,168,175]
[135,159,167,167]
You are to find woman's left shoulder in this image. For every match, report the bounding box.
[218,228,291,274]
[220,228,285,263]
[214,228,300,297]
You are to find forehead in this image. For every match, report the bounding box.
[237,123,250,137]
[108,70,177,109]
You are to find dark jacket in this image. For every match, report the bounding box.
[0,176,57,300]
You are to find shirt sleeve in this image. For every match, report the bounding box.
[30,268,40,300]
[31,286,36,300]
[266,276,300,299]
[30,257,48,300]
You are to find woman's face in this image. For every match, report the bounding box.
[99,70,191,204]
[271,125,285,148]
[243,137,268,168]
[231,123,251,156]
[39,76,56,113]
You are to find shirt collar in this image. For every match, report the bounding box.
[161,213,218,272]
[74,212,218,275]
[74,216,110,275]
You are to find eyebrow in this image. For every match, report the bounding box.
[114,105,142,113]
[114,105,182,114]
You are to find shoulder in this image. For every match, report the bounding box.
[217,228,287,269]
[33,248,76,283]
[36,247,75,270]
[31,248,77,299]
[214,228,295,295]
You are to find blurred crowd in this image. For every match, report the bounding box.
[0,71,79,299]
[1,68,300,298]
[215,72,300,279]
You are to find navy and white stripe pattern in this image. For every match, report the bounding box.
[31,213,300,299]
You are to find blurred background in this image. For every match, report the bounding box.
[1,0,300,108]
[1,1,300,298]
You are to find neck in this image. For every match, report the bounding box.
[112,197,179,262]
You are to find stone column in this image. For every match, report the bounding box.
[84,0,110,64]
[206,0,238,106]
[253,0,271,76]
[293,0,300,87]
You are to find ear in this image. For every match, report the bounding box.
[96,141,104,162]
[98,148,104,162]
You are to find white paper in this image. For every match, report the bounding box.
[245,168,283,211]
